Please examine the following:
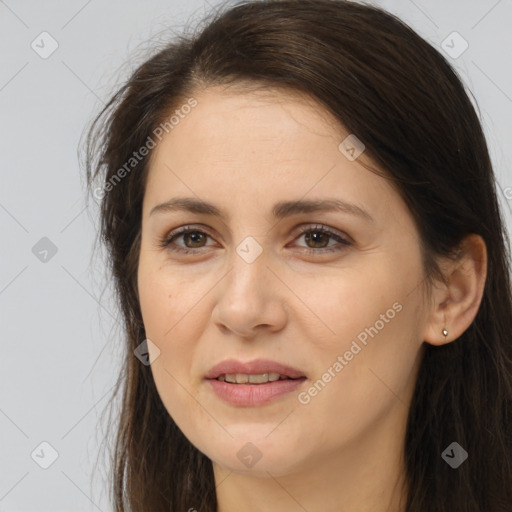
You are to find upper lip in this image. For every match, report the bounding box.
[205,358,306,379]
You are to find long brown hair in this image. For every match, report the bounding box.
[82,0,512,510]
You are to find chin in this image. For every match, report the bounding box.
[214,449,307,478]
[192,427,312,478]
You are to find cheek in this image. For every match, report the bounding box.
[288,264,400,350]
[138,267,192,380]
[138,262,191,339]
[296,259,423,409]
[296,313,421,451]
[138,267,201,428]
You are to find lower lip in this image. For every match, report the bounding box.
[207,378,306,406]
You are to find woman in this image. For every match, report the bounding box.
[83,0,512,510]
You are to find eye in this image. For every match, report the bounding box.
[292,224,352,254]
[158,223,352,255]
[158,226,215,254]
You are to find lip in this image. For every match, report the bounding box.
[208,378,306,406]
[205,358,307,407]
[205,358,306,380]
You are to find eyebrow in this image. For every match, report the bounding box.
[149,197,374,223]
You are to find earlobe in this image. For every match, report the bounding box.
[422,233,488,347]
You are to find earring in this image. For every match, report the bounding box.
[442,312,448,338]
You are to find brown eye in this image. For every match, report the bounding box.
[181,231,208,248]
[159,227,215,254]
[304,230,331,249]
[159,223,351,256]
[294,224,352,253]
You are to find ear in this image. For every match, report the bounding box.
[422,233,488,346]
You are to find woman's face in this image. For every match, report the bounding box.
[137,86,430,477]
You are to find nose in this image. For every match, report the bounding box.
[211,247,288,339]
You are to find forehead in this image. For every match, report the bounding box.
[143,86,400,226]
[176,85,343,144]
[148,85,348,169]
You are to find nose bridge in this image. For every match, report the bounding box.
[212,234,285,335]
[226,234,269,297]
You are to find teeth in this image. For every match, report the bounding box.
[221,372,284,384]
[236,374,249,384]
[249,373,268,384]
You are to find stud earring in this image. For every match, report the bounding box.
[442,312,449,338]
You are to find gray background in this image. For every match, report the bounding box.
[1,0,511,510]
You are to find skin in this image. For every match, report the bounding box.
[137,85,487,512]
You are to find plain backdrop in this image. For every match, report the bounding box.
[1,0,511,510]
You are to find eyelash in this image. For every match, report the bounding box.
[158,224,352,255]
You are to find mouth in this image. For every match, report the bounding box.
[205,359,307,406]
[216,373,301,384]
[205,358,306,381]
